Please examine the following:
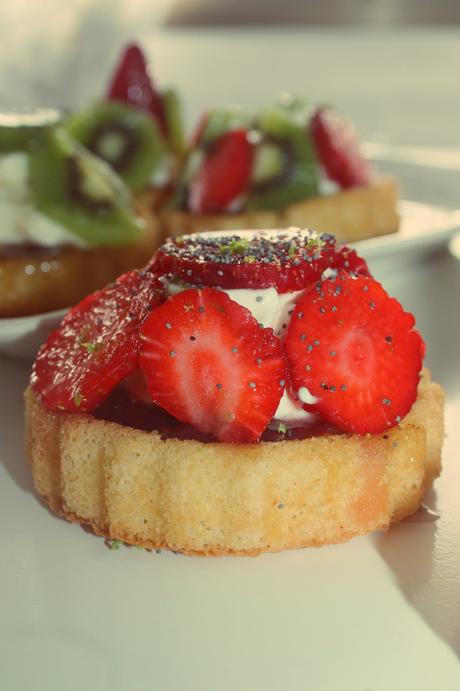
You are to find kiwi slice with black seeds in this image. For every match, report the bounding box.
[0,108,63,153]
[65,101,166,191]
[247,101,319,210]
[29,128,142,246]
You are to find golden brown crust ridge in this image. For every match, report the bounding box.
[159,177,399,244]
[24,369,444,556]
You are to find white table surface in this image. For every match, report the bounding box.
[1,19,460,690]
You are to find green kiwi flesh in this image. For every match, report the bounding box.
[0,108,63,153]
[246,101,319,210]
[29,128,142,246]
[161,88,185,155]
[65,101,166,191]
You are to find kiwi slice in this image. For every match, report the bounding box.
[161,88,185,155]
[0,108,63,153]
[251,139,286,186]
[29,128,142,246]
[65,101,166,192]
[246,102,319,210]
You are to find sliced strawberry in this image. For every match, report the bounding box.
[149,229,370,293]
[285,272,424,434]
[107,43,167,135]
[31,271,165,413]
[310,107,372,189]
[139,288,286,443]
[333,244,370,277]
[187,129,254,214]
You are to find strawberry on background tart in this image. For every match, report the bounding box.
[25,228,444,556]
[161,98,399,244]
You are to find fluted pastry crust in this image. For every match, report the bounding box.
[24,369,444,556]
[159,177,399,245]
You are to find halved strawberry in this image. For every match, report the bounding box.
[284,272,424,434]
[310,107,372,189]
[31,270,165,413]
[188,129,254,214]
[107,43,167,135]
[149,228,370,293]
[139,288,286,442]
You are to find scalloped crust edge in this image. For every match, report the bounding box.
[24,368,444,556]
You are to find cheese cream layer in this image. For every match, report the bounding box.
[0,152,87,247]
[166,280,316,425]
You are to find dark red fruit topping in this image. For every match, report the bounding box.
[95,385,342,443]
[31,270,165,413]
[107,43,167,135]
[285,272,424,434]
[139,288,286,443]
[149,229,370,293]
[187,129,254,214]
[311,107,372,189]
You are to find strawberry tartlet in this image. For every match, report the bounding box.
[25,229,444,555]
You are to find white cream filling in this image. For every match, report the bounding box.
[166,279,316,425]
[0,152,87,247]
[318,167,340,196]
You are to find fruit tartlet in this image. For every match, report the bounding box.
[65,43,185,227]
[162,98,399,243]
[25,228,444,556]
[0,111,157,318]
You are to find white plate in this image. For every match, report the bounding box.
[355,199,460,261]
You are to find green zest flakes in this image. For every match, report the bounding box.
[81,341,96,354]
[73,392,84,407]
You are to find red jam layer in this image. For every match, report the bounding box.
[93,387,343,443]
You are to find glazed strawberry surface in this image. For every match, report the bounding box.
[149,228,370,293]
[31,270,165,413]
[139,287,286,443]
[285,271,424,434]
[311,107,372,189]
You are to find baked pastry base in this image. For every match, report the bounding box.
[0,188,162,318]
[160,177,399,245]
[25,369,444,556]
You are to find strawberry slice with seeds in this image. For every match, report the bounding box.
[107,43,167,135]
[31,270,165,413]
[285,272,424,434]
[188,129,254,214]
[139,288,286,442]
[311,107,372,189]
[149,228,370,293]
